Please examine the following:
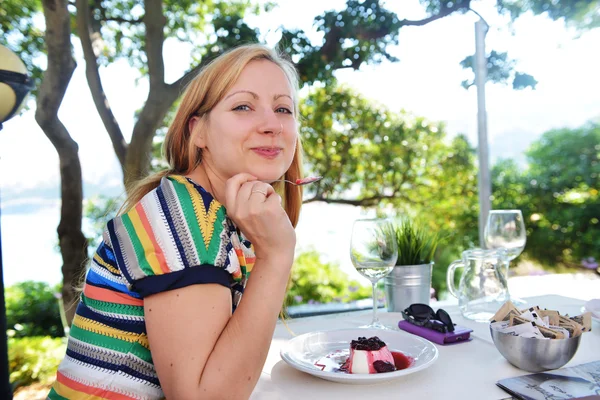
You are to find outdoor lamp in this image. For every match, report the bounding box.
[0,44,34,129]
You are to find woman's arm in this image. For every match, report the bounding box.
[145,173,295,399]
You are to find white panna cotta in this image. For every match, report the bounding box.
[345,336,396,374]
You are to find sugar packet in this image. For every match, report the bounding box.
[570,312,592,332]
[557,315,583,338]
[490,300,521,323]
[496,320,546,339]
[537,309,560,326]
[490,301,591,339]
[519,308,548,327]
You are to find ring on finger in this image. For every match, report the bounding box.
[251,189,268,196]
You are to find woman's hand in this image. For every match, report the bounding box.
[224,173,296,263]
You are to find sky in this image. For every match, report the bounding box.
[1,0,599,286]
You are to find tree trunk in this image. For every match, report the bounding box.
[121,0,174,189]
[75,0,127,174]
[123,87,178,188]
[79,0,215,190]
[36,0,87,326]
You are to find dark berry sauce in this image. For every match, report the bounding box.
[391,351,413,370]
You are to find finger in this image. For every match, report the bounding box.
[244,184,273,216]
[248,182,275,201]
[225,173,257,212]
[263,193,286,218]
[238,181,262,203]
[265,192,283,207]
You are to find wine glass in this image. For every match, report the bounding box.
[350,218,398,329]
[484,210,527,305]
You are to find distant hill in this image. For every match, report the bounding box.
[1,180,124,215]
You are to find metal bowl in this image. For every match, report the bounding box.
[489,326,581,372]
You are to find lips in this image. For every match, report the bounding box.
[251,147,282,159]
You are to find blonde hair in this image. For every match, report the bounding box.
[123,44,304,226]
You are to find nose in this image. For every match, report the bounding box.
[259,109,282,135]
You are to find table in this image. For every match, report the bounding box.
[251,295,600,400]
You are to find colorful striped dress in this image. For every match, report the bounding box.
[48,175,256,399]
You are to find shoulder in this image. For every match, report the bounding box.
[106,175,227,239]
[103,175,234,294]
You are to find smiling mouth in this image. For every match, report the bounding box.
[251,147,282,159]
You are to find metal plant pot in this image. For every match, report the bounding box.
[384,262,433,312]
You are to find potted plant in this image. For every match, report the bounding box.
[384,218,440,312]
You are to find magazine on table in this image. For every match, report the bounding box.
[496,361,600,400]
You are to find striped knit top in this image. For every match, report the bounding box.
[48,175,256,400]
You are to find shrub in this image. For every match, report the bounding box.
[5,281,64,338]
[8,336,66,390]
[286,250,371,306]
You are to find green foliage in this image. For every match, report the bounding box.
[423,134,480,250]
[393,219,440,266]
[301,83,480,247]
[80,0,261,71]
[83,195,123,249]
[460,51,538,90]
[431,246,462,299]
[512,72,538,90]
[300,83,480,297]
[0,0,44,93]
[495,0,600,30]
[286,250,371,306]
[458,1,599,89]
[5,282,64,338]
[301,84,449,204]
[418,0,471,15]
[9,336,66,390]
[492,123,600,266]
[281,0,402,84]
[6,0,597,99]
[0,0,262,85]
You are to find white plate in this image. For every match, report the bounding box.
[583,299,600,323]
[280,328,438,385]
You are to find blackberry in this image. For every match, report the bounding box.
[350,336,387,351]
[373,360,396,373]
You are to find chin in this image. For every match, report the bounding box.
[250,168,287,182]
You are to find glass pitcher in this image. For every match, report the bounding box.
[446,249,510,322]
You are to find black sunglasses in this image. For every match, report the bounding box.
[401,303,455,333]
[0,69,35,122]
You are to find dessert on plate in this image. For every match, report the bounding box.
[341,336,396,374]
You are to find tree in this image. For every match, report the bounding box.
[492,123,600,267]
[7,0,599,183]
[300,83,481,294]
[74,0,264,187]
[2,0,598,323]
[34,0,84,324]
[300,84,475,209]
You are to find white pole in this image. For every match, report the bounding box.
[475,19,491,248]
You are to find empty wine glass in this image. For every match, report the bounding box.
[350,218,398,329]
[484,210,527,305]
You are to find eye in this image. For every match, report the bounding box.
[276,107,293,114]
[233,104,251,111]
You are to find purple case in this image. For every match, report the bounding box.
[398,320,473,345]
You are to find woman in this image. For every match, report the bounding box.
[49,44,304,400]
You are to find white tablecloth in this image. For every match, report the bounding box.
[251,295,600,400]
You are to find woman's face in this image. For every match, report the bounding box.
[192,59,297,182]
